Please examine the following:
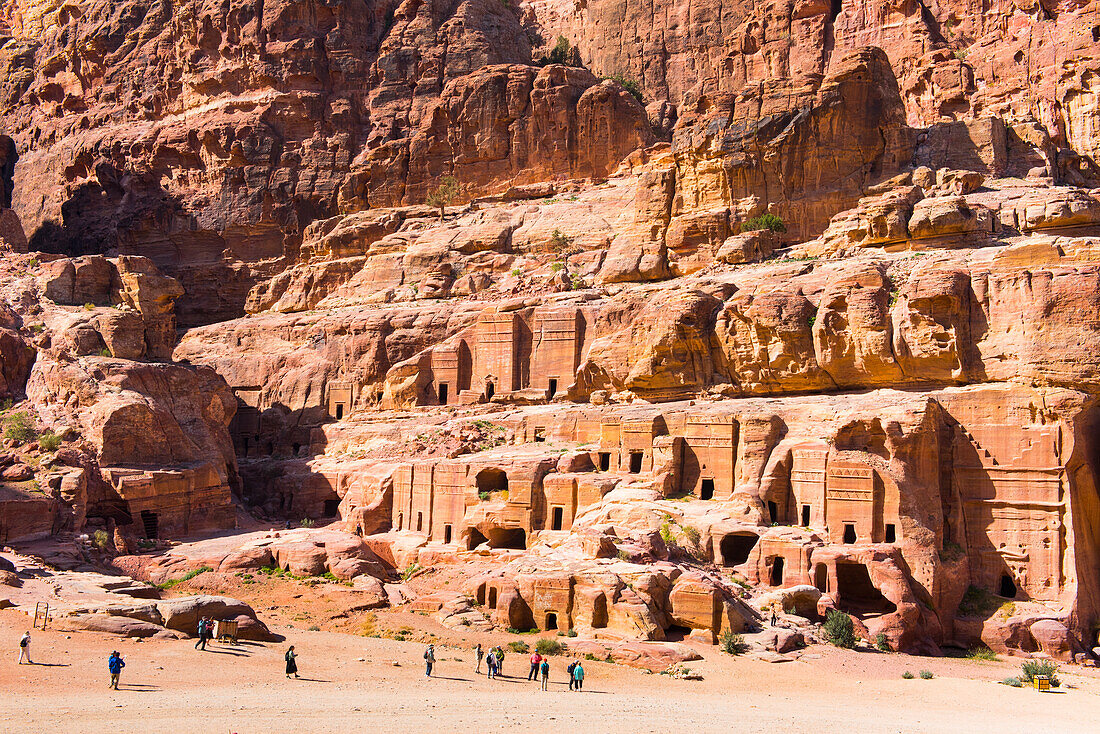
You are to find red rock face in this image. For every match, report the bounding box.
[0,0,649,324]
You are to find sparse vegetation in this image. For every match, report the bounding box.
[539,35,572,66]
[720,629,749,655]
[83,302,95,311]
[822,610,857,649]
[550,229,573,250]
[425,176,460,221]
[741,213,787,233]
[37,431,62,452]
[919,670,934,680]
[3,410,37,444]
[507,640,529,653]
[939,541,965,563]
[659,521,676,547]
[602,74,644,104]
[584,652,599,661]
[98,348,112,357]
[1020,659,1059,687]
[875,633,891,652]
[682,526,700,545]
[93,529,111,551]
[550,261,564,272]
[478,491,491,501]
[300,518,315,528]
[308,624,321,631]
[616,548,630,561]
[536,637,564,655]
[510,268,523,277]
[901,670,915,679]
[965,645,997,661]
[1001,676,1023,687]
[156,566,212,590]
[402,562,422,581]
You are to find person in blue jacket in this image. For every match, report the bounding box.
[108,651,125,690]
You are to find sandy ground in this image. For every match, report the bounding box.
[0,608,1098,733]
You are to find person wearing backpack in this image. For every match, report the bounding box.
[572,660,585,691]
[540,659,550,691]
[566,659,577,690]
[17,631,31,664]
[424,644,436,677]
[486,647,497,679]
[285,645,299,679]
[107,651,125,690]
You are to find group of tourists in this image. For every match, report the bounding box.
[16,629,590,692]
[468,642,584,690]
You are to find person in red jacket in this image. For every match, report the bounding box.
[528,651,542,681]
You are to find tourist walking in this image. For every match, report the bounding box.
[195,618,210,650]
[285,645,299,679]
[17,631,31,664]
[108,651,124,690]
[486,648,497,679]
[566,659,577,690]
[474,643,483,673]
[424,644,436,677]
[572,660,585,691]
[540,659,550,691]
[528,650,542,681]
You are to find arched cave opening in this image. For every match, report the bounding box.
[485,528,527,550]
[835,562,897,617]
[719,533,758,566]
[476,468,508,495]
[999,573,1018,599]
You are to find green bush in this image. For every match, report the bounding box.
[965,645,997,661]
[682,526,701,545]
[875,633,891,652]
[93,529,111,551]
[602,74,643,104]
[83,302,95,311]
[38,431,62,452]
[299,518,315,528]
[1001,676,1023,687]
[584,652,599,661]
[566,628,577,638]
[547,36,571,65]
[1021,659,1059,687]
[507,640,529,653]
[822,610,857,649]
[659,521,676,547]
[401,562,422,581]
[741,213,787,233]
[3,411,37,444]
[478,491,490,501]
[425,176,460,220]
[720,629,749,655]
[901,671,914,679]
[98,348,112,357]
[536,638,564,655]
[919,670,934,680]
[156,566,212,591]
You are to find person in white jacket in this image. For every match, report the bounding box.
[18,631,32,664]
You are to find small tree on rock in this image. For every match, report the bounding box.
[426,176,460,221]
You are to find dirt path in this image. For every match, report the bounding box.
[0,608,1097,733]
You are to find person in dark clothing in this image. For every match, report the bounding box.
[108,651,125,690]
[285,646,299,679]
[566,660,577,690]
